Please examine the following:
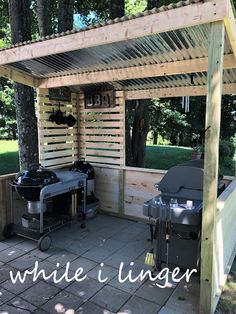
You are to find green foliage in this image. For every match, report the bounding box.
[0,80,17,140]
[125,0,147,14]
[149,99,190,145]
[219,139,235,161]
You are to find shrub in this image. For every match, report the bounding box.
[219,140,235,161]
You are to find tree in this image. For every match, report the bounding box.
[58,0,74,32]
[8,0,39,170]
[109,0,125,19]
[36,0,53,37]
[147,0,159,10]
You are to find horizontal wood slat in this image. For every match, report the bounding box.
[80,149,122,158]
[37,89,78,167]
[78,91,125,166]
[79,128,123,135]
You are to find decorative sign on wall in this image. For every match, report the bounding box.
[49,87,71,102]
[85,90,116,108]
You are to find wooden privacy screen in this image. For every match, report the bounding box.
[37,88,78,168]
[78,91,125,166]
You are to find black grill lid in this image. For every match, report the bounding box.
[14,168,59,187]
[71,159,95,179]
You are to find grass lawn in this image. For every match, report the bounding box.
[145,145,235,176]
[0,140,235,176]
[145,145,193,170]
[0,140,19,175]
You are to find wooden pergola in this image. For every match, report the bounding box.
[0,0,236,312]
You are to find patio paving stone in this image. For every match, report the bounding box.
[0,247,26,263]
[87,264,118,283]
[46,249,78,267]
[6,296,37,312]
[76,301,114,314]
[158,305,185,314]
[68,256,97,273]
[0,287,15,305]
[3,236,25,246]
[0,242,10,252]
[13,239,37,252]
[82,247,116,263]
[42,290,84,313]
[0,303,30,313]
[90,284,131,313]
[2,275,39,295]
[8,253,42,271]
[135,280,175,306]
[0,264,18,284]
[19,280,60,307]
[118,295,161,314]
[43,268,76,289]
[65,276,104,301]
[164,275,199,314]
[104,252,136,269]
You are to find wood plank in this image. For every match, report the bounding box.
[40,135,77,143]
[125,83,236,100]
[41,156,77,167]
[80,142,123,149]
[40,142,78,152]
[224,1,236,59]
[0,0,228,65]
[0,65,38,87]
[40,128,77,136]
[80,149,122,158]
[79,113,123,120]
[200,21,225,314]
[43,149,75,159]
[38,53,236,88]
[79,128,123,135]
[79,121,123,128]
[80,156,122,165]
[79,107,122,113]
[79,135,124,143]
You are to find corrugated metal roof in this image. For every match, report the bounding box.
[7,24,232,79]
[2,0,235,92]
[0,0,203,52]
[112,69,236,90]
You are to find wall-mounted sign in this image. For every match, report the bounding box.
[49,87,71,102]
[85,90,115,108]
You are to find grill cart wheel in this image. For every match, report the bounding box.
[38,235,52,252]
[3,223,15,239]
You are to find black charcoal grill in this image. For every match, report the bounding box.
[143,159,225,270]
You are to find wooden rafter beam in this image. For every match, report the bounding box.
[224,0,236,59]
[125,83,236,99]
[37,54,236,88]
[0,0,228,65]
[0,65,38,87]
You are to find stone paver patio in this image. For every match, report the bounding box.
[0,214,199,313]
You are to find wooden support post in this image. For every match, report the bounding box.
[200,21,225,314]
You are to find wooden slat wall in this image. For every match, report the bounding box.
[213,180,236,309]
[93,165,166,220]
[37,88,78,168]
[78,91,125,166]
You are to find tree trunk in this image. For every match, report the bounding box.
[147,0,160,10]
[58,0,74,33]
[132,100,149,167]
[109,0,125,19]
[153,131,158,145]
[125,101,134,166]
[36,0,52,37]
[9,0,39,170]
